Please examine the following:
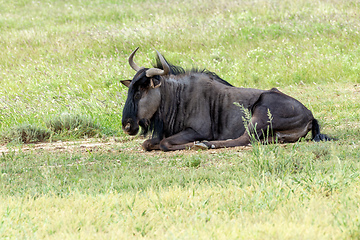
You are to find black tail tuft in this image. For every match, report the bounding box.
[311,119,335,142]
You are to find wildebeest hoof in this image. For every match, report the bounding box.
[142,139,160,151]
[191,142,209,150]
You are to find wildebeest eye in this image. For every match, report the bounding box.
[134,92,141,100]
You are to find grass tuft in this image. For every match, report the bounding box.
[46,113,101,138]
[0,123,51,144]
[184,155,202,168]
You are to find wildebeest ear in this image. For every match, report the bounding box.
[150,78,161,89]
[120,80,132,88]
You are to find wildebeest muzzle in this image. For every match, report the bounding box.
[122,118,139,136]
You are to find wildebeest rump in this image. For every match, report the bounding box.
[121,48,332,151]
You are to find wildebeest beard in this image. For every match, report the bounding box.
[139,118,150,136]
[139,112,164,138]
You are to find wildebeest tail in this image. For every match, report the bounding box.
[311,119,334,142]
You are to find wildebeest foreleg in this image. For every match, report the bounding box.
[158,128,205,151]
[142,138,161,151]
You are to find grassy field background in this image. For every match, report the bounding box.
[1,0,360,238]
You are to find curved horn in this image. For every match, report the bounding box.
[145,50,171,77]
[128,47,142,72]
[156,50,170,75]
[146,68,165,77]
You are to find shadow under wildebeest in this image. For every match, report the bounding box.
[121,48,333,151]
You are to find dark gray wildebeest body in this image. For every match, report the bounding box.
[121,48,332,151]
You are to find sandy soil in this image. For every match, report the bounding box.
[0,138,136,154]
[0,138,252,155]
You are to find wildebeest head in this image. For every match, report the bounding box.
[121,47,170,136]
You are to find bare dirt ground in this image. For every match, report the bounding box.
[0,138,136,154]
[0,138,252,155]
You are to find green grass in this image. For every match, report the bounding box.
[1,141,360,239]
[1,0,360,238]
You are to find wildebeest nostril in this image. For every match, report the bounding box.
[124,123,131,132]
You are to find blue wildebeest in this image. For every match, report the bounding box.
[121,48,332,151]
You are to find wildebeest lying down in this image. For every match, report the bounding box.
[121,48,332,151]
